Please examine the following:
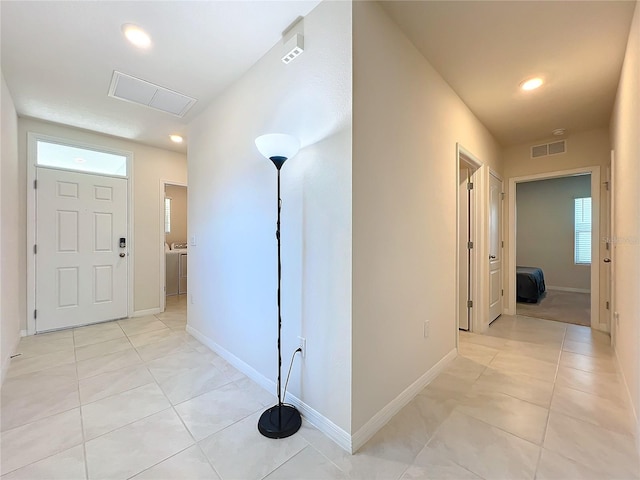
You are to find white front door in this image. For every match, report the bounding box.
[36,167,128,332]
[489,172,503,323]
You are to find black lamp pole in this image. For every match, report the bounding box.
[257,155,302,439]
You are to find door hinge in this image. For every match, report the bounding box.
[467,182,474,190]
[33,244,37,254]
[501,241,504,248]
[34,309,37,319]
[604,181,610,191]
[34,179,37,189]
[501,192,505,199]
[606,301,610,310]
[467,241,473,249]
[501,289,504,296]
[467,300,473,308]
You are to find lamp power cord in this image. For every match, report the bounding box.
[282,347,302,405]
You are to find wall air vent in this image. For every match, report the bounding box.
[108,71,197,118]
[531,140,566,158]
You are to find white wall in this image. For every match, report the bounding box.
[516,175,591,291]
[1,72,22,383]
[165,185,187,246]
[17,118,187,320]
[352,1,502,435]
[187,0,352,440]
[610,0,640,443]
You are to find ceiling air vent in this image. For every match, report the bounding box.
[108,71,197,118]
[531,140,566,158]
[531,144,548,158]
[548,140,566,155]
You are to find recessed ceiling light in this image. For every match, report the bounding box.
[122,24,151,49]
[520,77,544,91]
[169,135,183,144]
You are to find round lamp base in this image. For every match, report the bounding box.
[257,404,302,439]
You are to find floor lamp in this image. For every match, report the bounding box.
[255,133,302,439]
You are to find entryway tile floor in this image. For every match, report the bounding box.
[1,300,638,479]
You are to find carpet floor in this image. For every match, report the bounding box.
[517,289,591,326]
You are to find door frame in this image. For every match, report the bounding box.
[608,150,616,346]
[505,166,603,331]
[456,144,486,336]
[159,180,187,313]
[26,132,134,335]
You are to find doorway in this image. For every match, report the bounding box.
[507,167,603,331]
[161,182,188,312]
[457,146,481,331]
[27,134,132,333]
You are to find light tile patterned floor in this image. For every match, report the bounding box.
[1,300,639,479]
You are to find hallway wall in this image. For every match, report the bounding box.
[352,1,502,438]
[610,0,640,446]
[1,72,22,383]
[187,0,353,441]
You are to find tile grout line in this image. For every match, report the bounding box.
[532,323,567,479]
[73,327,91,480]
[123,305,227,479]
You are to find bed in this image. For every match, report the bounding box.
[516,266,546,303]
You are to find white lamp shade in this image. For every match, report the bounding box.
[255,134,300,160]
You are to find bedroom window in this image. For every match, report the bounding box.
[165,197,171,234]
[574,197,591,264]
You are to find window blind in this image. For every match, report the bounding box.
[574,197,591,264]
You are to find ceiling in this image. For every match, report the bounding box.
[381,0,637,146]
[0,1,321,153]
[1,1,637,152]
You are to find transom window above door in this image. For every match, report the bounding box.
[37,140,127,177]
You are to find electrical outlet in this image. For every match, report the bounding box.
[298,336,306,358]
[424,321,430,338]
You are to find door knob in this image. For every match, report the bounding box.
[604,258,611,263]
[119,253,126,258]
[489,255,496,260]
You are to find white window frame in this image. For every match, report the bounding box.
[574,197,592,265]
[165,197,172,234]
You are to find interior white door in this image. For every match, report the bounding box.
[36,167,128,332]
[489,173,503,323]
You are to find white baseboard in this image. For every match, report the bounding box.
[131,308,162,318]
[546,286,590,293]
[351,348,458,453]
[186,325,352,453]
[1,330,23,386]
[20,329,28,337]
